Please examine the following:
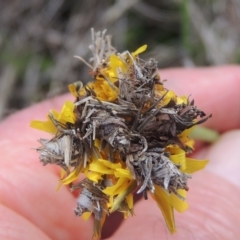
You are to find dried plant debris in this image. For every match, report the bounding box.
[31,29,211,239]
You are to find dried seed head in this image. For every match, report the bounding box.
[31,29,211,238]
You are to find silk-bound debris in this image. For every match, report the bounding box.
[31,29,211,239]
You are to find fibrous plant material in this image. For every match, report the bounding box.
[31,29,211,239]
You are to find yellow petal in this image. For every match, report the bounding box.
[114,168,133,179]
[151,185,176,233]
[183,157,209,174]
[108,195,114,208]
[88,78,118,102]
[31,101,76,133]
[94,139,101,150]
[170,189,188,213]
[61,168,80,185]
[167,144,183,155]
[59,101,76,124]
[89,162,115,175]
[98,159,122,170]
[60,168,66,178]
[132,45,147,56]
[102,177,128,195]
[68,81,83,97]
[152,180,188,215]
[179,126,195,138]
[30,117,57,134]
[169,150,186,170]
[162,90,176,105]
[122,211,129,219]
[109,55,127,75]
[185,139,195,149]
[101,81,118,101]
[176,95,188,105]
[56,169,67,191]
[87,172,103,183]
[82,212,92,221]
[56,181,62,191]
[126,193,133,209]
[110,180,137,213]
[154,84,164,93]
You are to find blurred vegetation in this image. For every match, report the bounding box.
[0,0,240,119]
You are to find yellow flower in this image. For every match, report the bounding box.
[31,32,211,239]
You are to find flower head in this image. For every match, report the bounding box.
[31,29,211,239]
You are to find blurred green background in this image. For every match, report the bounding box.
[0,0,240,119]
